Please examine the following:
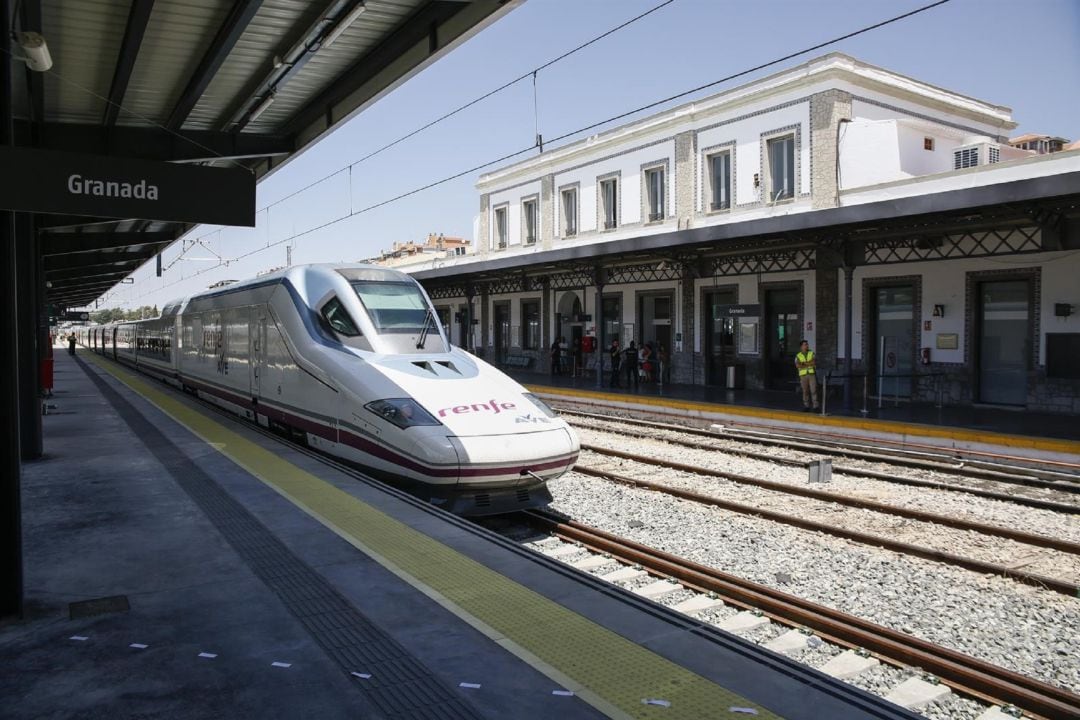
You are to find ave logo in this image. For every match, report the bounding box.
[515,413,550,424]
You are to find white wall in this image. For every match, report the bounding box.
[839,120,903,188]
[836,249,1080,364]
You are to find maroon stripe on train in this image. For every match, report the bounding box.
[185,375,576,479]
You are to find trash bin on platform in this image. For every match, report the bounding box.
[725,364,745,390]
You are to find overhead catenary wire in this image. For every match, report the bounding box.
[112,0,952,307]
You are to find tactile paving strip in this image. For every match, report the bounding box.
[84,354,781,720]
[80,357,482,720]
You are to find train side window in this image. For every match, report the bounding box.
[322,297,361,337]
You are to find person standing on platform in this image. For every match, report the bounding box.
[67,333,76,356]
[609,339,622,388]
[795,339,819,412]
[623,340,639,389]
[550,337,563,377]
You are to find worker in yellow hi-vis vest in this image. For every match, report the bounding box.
[795,339,819,412]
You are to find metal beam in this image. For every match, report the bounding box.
[46,267,133,282]
[45,249,150,270]
[285,0,467,137]
[166,0,263,130]
[48,285,119,304]
[42,232,175,255]
[37,216,124,230]
[104,0,156,126]
[18,121,292,163]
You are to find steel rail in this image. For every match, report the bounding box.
[525,510,1080,720]
[580,444,1080,558]
[573,463,1077,596]
[556,407,1080,486]
[570,418,1079,514]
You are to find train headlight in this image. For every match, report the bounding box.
[522,393,558,419]
[365,399,440,429]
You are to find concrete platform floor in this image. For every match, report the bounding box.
[2,352,921,719]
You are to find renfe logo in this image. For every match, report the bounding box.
[68,174,160,200]
[437,400,516,418]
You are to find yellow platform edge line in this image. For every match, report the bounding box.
[528,384,1080,456]
[81,353,783,720]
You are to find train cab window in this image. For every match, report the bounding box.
[351,281,428,333]
[322,297,361,337]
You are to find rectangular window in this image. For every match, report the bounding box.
[494,206,507,249]
[601,178,618,230]
[708,152,731,210]
[767,135,795,201]
[522,299,540,350]
[645,167,665,221]
[954,147,979,169]
[923,137,934,151]
[523,199,537,244]
[561,188,577,237]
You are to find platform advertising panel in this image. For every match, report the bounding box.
[0,147,255,226]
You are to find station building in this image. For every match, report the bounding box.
[411,53,1080,414]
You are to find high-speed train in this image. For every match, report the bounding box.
[78,264,579,515]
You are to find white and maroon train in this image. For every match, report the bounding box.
[78,264,578,515]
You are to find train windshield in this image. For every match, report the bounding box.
[351,281,429,333]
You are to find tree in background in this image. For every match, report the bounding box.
[91,305,160,324]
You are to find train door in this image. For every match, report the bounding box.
[111,328,118,361]
[250,312,265,402]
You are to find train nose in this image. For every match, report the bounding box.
[448,428,578,486]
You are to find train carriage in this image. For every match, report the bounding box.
[79,264,578,515]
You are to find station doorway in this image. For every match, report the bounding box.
[493,301,510,365]
[704,289,737,386]
[764,288,800,390]
[638,292,673,355]
[977,279,1031,405]
[870,285,915,399]
[555,292,585,374]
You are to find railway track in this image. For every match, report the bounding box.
[556,408,1080,491]
[124,369,1079,717]
[523,509,1080,720]
[566,414,1080,514]
[573,444,1080,596]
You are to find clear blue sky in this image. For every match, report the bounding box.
[105,0,1080,310]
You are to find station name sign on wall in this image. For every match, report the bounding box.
[0,147,255,227]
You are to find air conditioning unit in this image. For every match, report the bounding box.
[953,142,1002,170]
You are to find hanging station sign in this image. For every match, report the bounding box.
[0,146,255,226]
[715,304,761,317]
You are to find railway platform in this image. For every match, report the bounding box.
[511,370,1080,463]
[1,350,921,720]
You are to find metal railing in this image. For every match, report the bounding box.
[823,371,946,416]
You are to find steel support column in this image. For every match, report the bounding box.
[843,264,854,410]
[1,0,25,620]
[595,282,605,389]
[16,212,41,459]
